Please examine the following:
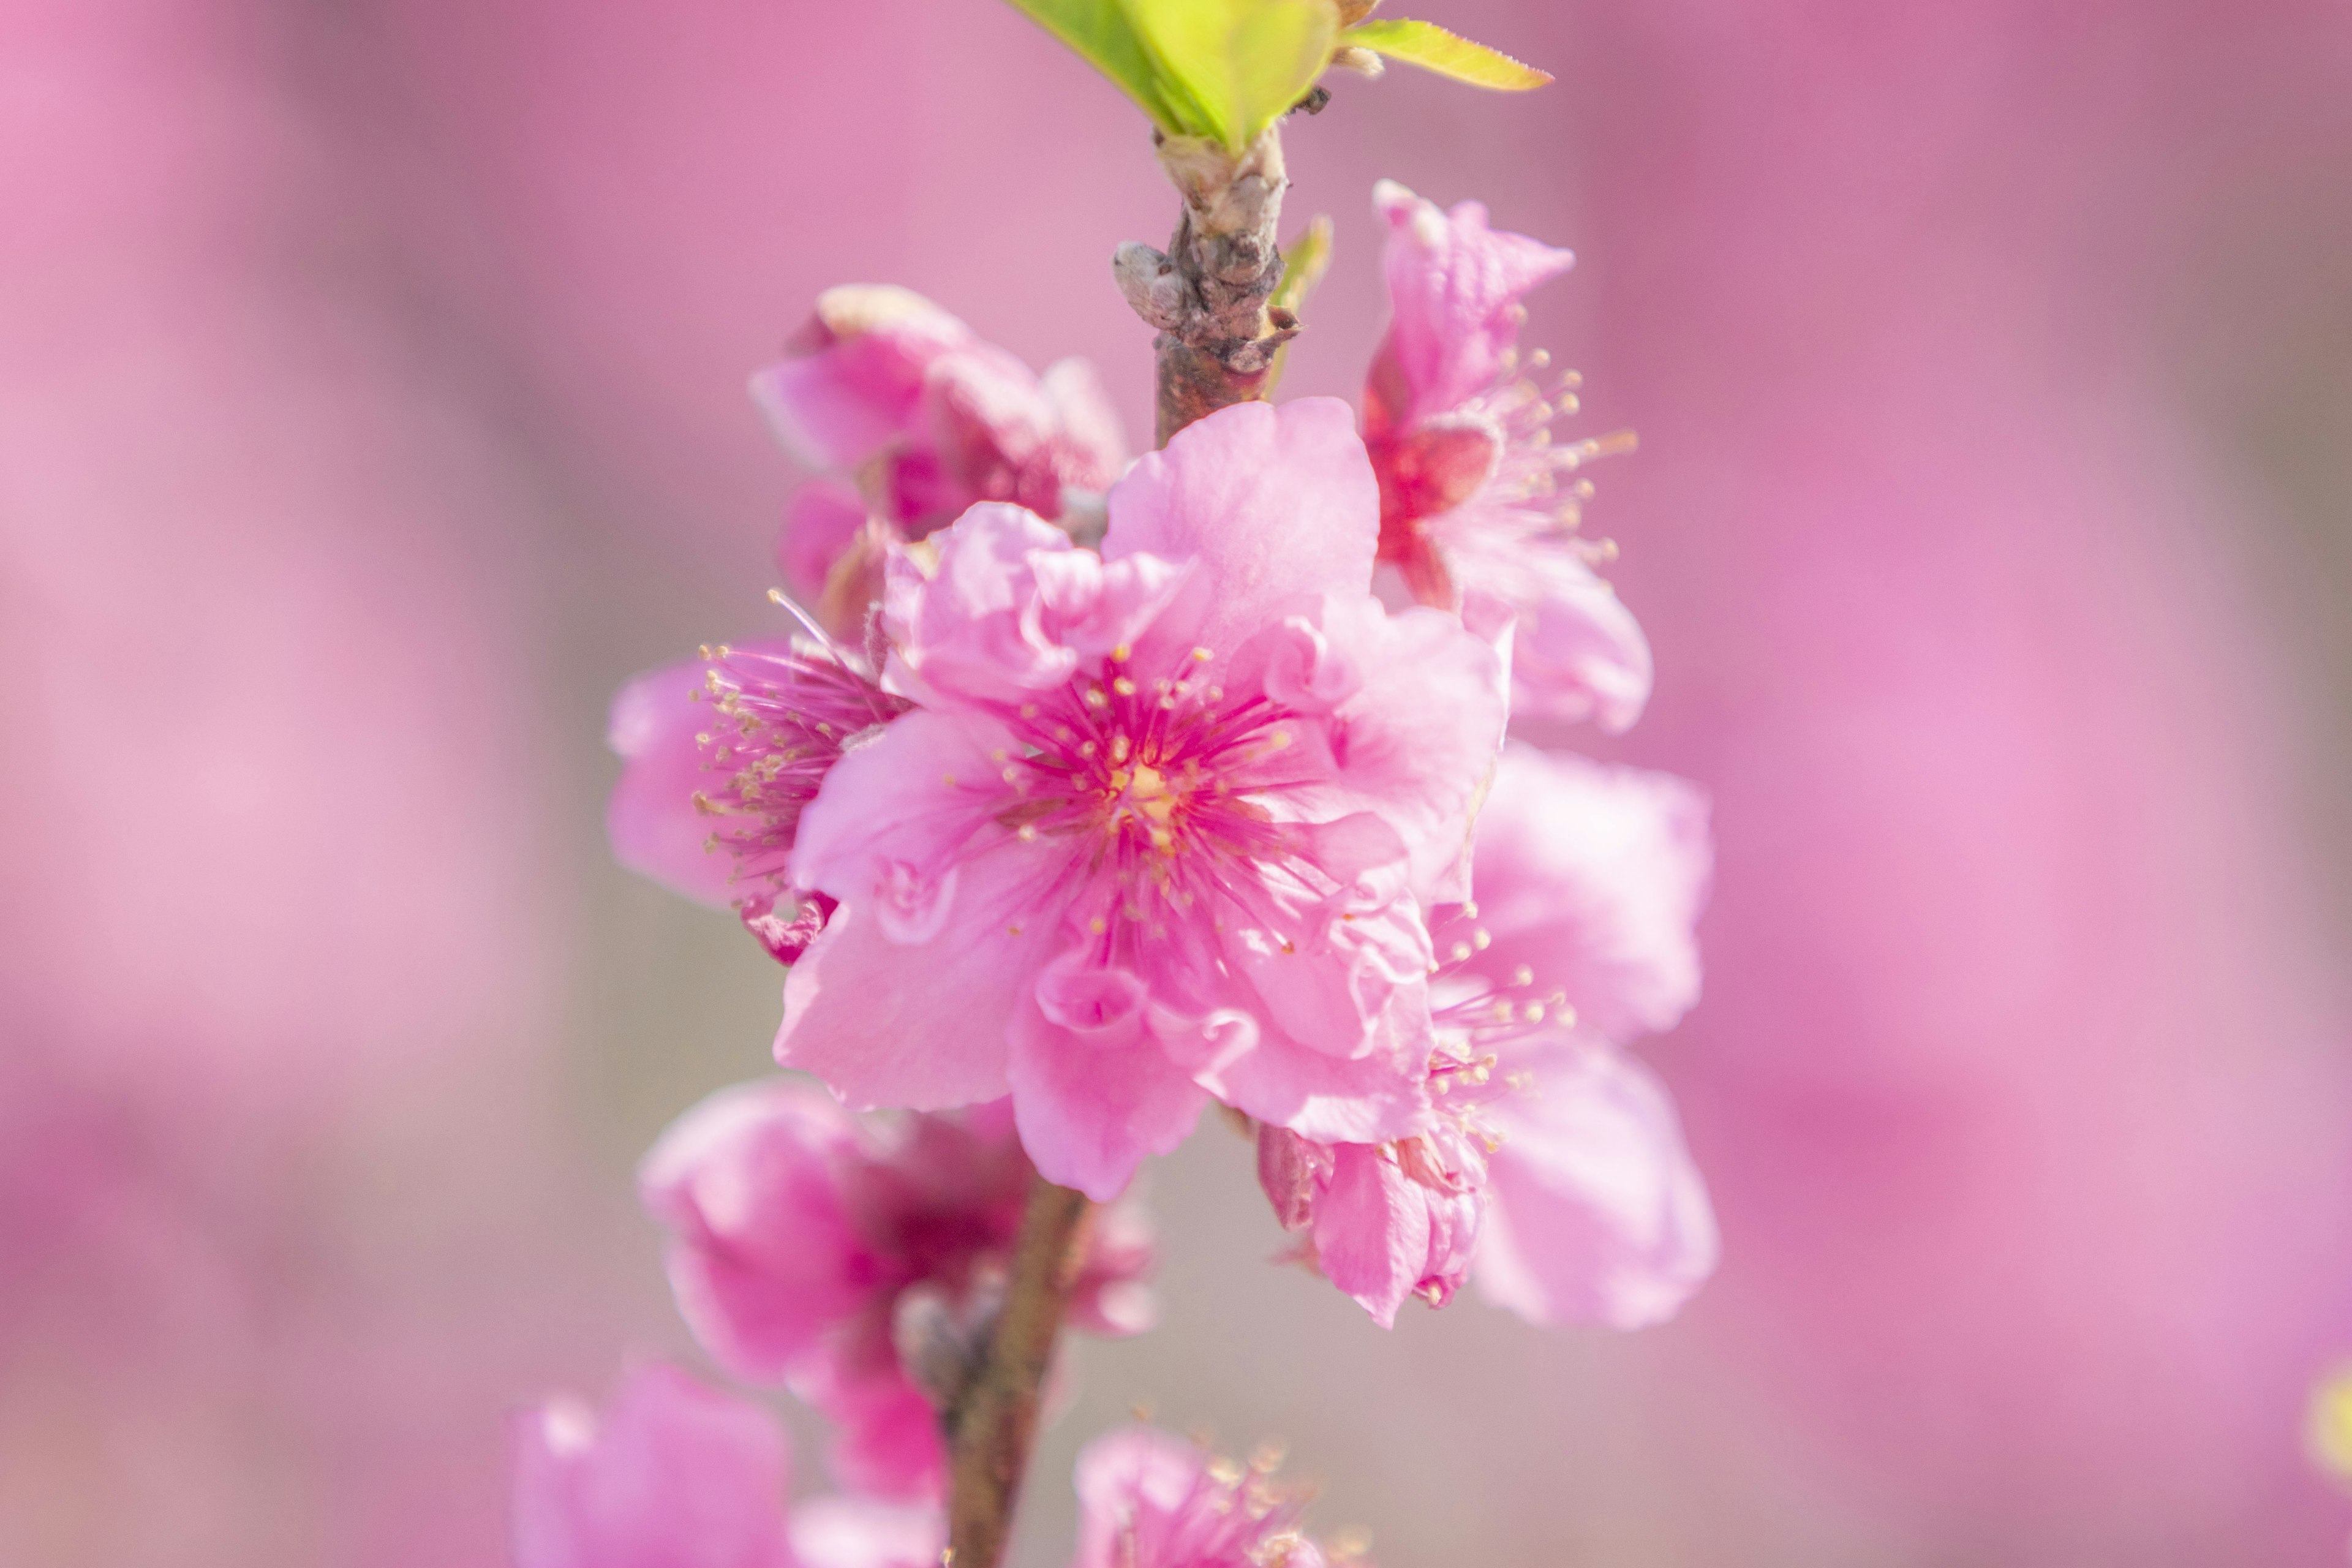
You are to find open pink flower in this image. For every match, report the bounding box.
[751,285,1127,635]
[639,1079,1155,1498]
[1364,181,1651,733]
[778,399,1509,1200]
[608,636,908,963]
[1257,743,1716,1329]
[511,1362,941,1568]
[1072,1425,1357,1568]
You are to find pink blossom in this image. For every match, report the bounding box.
[1363,181,1651,733]
[639,1079,1155,1497]
[778,399,1509,1200]
[1072,1425,1355,1568]
[511,1362,942,1568]
[750,285,1127,635]
[608,636,908,963]
[1257,743,1716,1328]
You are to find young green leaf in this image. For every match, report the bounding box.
[1121,0,1342,150]
[1268,215,1333,318]
[997,0,1194,134]
[1340,17,1553,90]
[1264,214,1334,393]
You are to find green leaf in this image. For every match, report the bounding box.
[1341,17,1553,90]
[1264,215,1333,394]
[1120,0,1341,150]
[1268,215,1333,318]
[997,0,1194,134]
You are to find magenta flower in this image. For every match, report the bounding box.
[639,1078,1155,1498]
[608,636,909,963]
[1363,181,1651,733]
[1258,743,1717,1329]
[511,1362,941,1568]
[750,285,1127,635]
[778,398,1510,1200]
[1072,1425,1357,1568]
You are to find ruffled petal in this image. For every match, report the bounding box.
[1368,181,1575,432]
[1476,1042,1717,1328]
[1101,399,1381,662]
[606,644,798,909]
[1450,541,1654,733]
[750,286,971,470]
[1006,951,1210,1200]
[511,1363,795,1568]
[638,1080,871,1383]
[1461,744,1711,1043]
[778,481,872,608]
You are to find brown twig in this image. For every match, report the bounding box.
[943,1171,1095,1568]
[1114,127,1297,447]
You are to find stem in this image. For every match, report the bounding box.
[944,1172,1095,1568]
[1113,127,1298,446]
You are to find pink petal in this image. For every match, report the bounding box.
[881,503,1079,704]
[782,708,1053,1106]
[777,481,870,608]
[1236,595,1509,905]
[1007,954,1210,1200]
[749,290,971,470]
[1101,399,1380,662]
[1197,1015,1430,1147]
[511,1362,794,1568]
[919,342,1065,519]
[606,644,796,908]
[1368,181,1575,432]
[1451,544,1654,732]
[637,1081,871,1384]
[1039,357,1128,492]
[1476,1043,1717,1329]
[788,1497,944,1568]
[1463,744,1711,1043]
[1308,1144,1431,1329]
[790,1358,945,1501]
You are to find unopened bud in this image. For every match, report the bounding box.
[1113,241,1186,330]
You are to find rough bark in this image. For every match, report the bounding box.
[1114,127,1298,447]
[941,1174,1095,1568]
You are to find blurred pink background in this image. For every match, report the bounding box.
[6,0,2352,1562]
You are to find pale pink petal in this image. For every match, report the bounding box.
[791,1358,944,1501]
[638,1082,870,1382]
[511,1363,794,1568]
[1477,1043,1717,1329]
[920,343,1065,519]
[788,1496,944,1568]
[1232,596,1508,905]
[607,644,797,908]
[1197,1017,1430,1146]
[750,290,971,470]
[1450,541,1654,733]
[1039,357,1128,492]
[881,503,1079,703]
[1008,952,1210,1200]
[1464,744,1711,1043]
[1368,180,1575,432]
[1307,1142,1430,1328]
[1101,399,1380,661]
[777,482,871,608]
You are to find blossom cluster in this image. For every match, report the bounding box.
[513,1362,1357,1568]
[540,178,1717,1559]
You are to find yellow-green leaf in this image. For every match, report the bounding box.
[1268,215,1333,318]
[1121,0,1341,151]
[998,0,1194,134]
[1264,215,1333,394]
[1341,17,1552,90]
